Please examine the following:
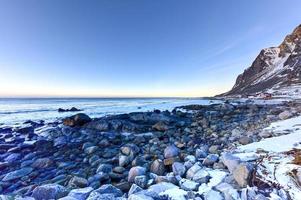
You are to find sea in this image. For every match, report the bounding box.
[0,98,220,126]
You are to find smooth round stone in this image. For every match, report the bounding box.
[128,166,146,183]
[164,145,180,159]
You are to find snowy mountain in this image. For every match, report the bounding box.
[221,24,301,97]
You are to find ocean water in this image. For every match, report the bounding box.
[0,98,219,126]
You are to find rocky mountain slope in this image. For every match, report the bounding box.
[221,24,301,97]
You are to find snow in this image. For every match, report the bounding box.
[236,115,301,199]
[239,116,301,153]
[160,188,187,200]
[198,169,228,195]
[251,47,290,86]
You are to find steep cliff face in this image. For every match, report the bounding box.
[222,24,301,97]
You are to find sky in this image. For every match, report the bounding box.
[0,0,301,97]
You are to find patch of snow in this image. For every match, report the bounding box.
[160,188,187,200]
[239,116,301,153]
[198,169,228,195]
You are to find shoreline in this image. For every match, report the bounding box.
[0,99,300,199]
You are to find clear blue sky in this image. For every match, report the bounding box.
[0,0,301,97]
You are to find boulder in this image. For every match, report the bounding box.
[147,182,178,194]
[87,193,115,200]
[150,159,165,175]
[172,162,186,177]
[32,184,69,200]
[179,179,199,191]
[128,166,147,183]
[63,113,91,127]
[96,164,112,174]
[2,167,33,181]
[186,163,202,180]
[87,184,122,199]
[233,163,254,187]
[215,182,240,200]
[85,120,110,131]
[32,158,53,169]
[221,153,241,173]
[4,153,22,163]
[68,187,94,200]
[278,110,293,120]
[208,145,220,154]
[128,193,154,200]
[128,184,143,196]
[238,136,253,145]
[134,175,148,189]
[192,169,210,184]
[152,121,168,131]
[68,176,88,188]
[164,145,180,159]
[202,154,219,166]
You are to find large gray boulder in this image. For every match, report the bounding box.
[32,184,69,200]
[233,163,254,187]
[172,162,186,177]
[221,153,241,173]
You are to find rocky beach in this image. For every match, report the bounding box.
[1,99,301,200]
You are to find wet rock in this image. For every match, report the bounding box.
[4,153,21,163]
[164,145,180,159]
[150,159,165,175]
[152,121,168,131]
[32,184,69,200]
[58,107,81,112]
[85,120,110,131]
[63,113,91,127]
[128,166,147,183]
[2,167,33,181]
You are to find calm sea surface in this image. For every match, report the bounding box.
[0,98,219,126]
